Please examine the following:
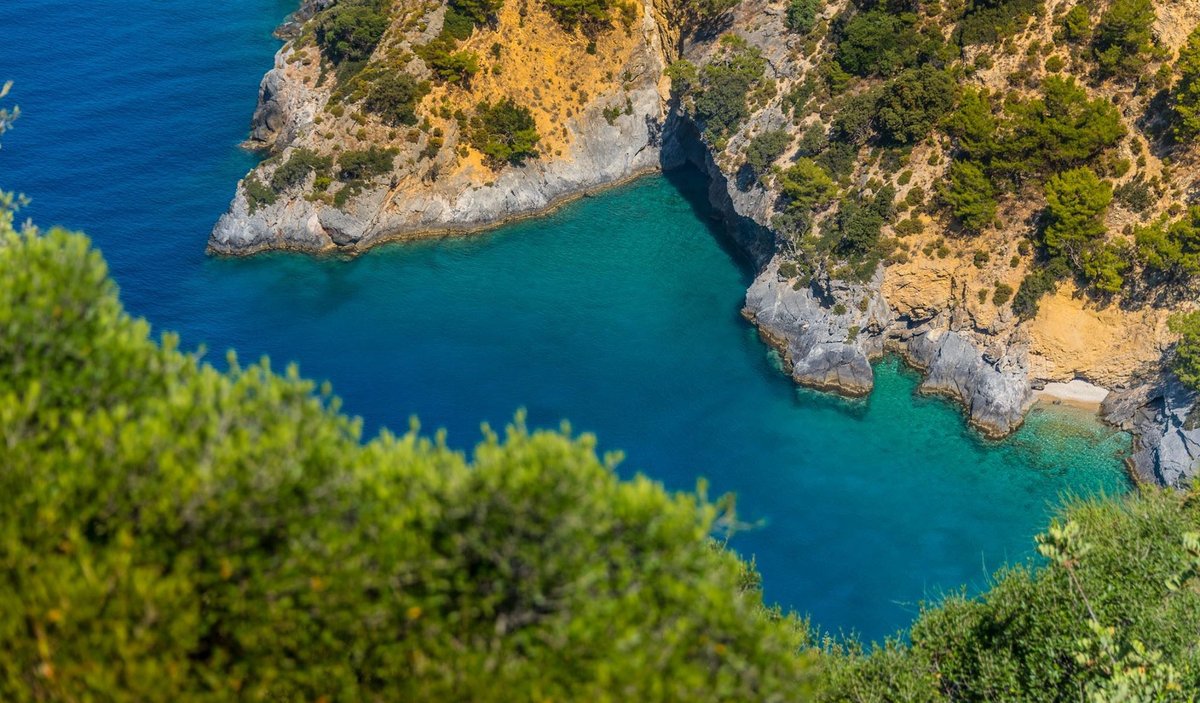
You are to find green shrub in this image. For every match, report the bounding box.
[941,160,996,233]
[779,157,836,211]
[1061,3,1091,42]
[1169,311,1200,391]
[0,224,815,701]
[363,72,431,125]
[448,0,505,26]
[831,87,881,144]
[992,282,1014,306]
[418,39,481,85]
[818,488,1200,700]
[1080,240,1130,293]
[1043,167,1112,268]
[543,0,616,31]
[875,67,958,145]
[1091,0,1156,80]
[786,0,820,34]
[745,128,791,172]
[1173,26,1200,140]
[442,5,478,39]
[1044,54,1065,72]
[690,36,767,140]
[315,0,390,64]
[338,145,397,181]
[243,174,277,212]
[956,0,1042,45]
[470,98,541,165]
[953,77,1124,184]
[270,148,334,192]
[835,10,927,77]
[1136,207,1200,281]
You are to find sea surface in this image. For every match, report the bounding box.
[0,0,1131,641]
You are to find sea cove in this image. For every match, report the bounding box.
[0,0,1131,644]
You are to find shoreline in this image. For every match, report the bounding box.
[1033,380,1111,413]
[207,165,665,258]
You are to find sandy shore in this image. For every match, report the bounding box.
[1034,380,1111,412]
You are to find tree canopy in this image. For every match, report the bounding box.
[469,98,541,165]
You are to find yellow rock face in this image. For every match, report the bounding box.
[883,254,957,321]
[1027,283,1170,386]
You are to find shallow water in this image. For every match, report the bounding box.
[0,0,1130,641]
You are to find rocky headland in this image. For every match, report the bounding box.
[214,0,1200,485]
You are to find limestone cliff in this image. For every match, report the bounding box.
[214,0,1200,484]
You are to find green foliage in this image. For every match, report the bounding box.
[745,129,792,172]
[442,6,478,40]
[1061,3,1091,43]
[419,42,481,84]
[337,145,397,181]
[666,58,700,95]
[1091,0,1156,80]
[953,78,1124,184]
[956,0,1042,45]
[818,488,1200,700]
[242,174,277,212]
[786,0,821,34]
[0,224,815,701]
[1172,25,1200,140]
[1136,206,1200,282]
[542,0,617,31]
[470,98,541,165]
[1080,241,1130,293]
[1002,77,1125,177]
[448,0,505,27]
[821,186,893,266]
[816,140,859,180]
[779,157,836,212]
[363,71,432,125]
[835,10,928,78]
[315,0,389,64]
[945,88,997,161]
[690,36,767,141]
[1169,311,1200,391]
[992,282,1014,306]
[876,67,958,144]
[831,87,881,144]
[270,148,334,192]
[942,160,997,233]
[1042,167,1112,269]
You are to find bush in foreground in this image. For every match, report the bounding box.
[0,221,812,701]
[2,204,1200,702]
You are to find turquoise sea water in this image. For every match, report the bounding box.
[1,0,1130,641]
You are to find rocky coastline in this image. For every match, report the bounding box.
[212,0,1197,488]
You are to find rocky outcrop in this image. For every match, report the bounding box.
[898,327,1033,437]
[743,258,888,396]
[210,0,670,255]
[1106,378,1200,488]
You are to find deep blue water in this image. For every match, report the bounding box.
[1,0,1130,642]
